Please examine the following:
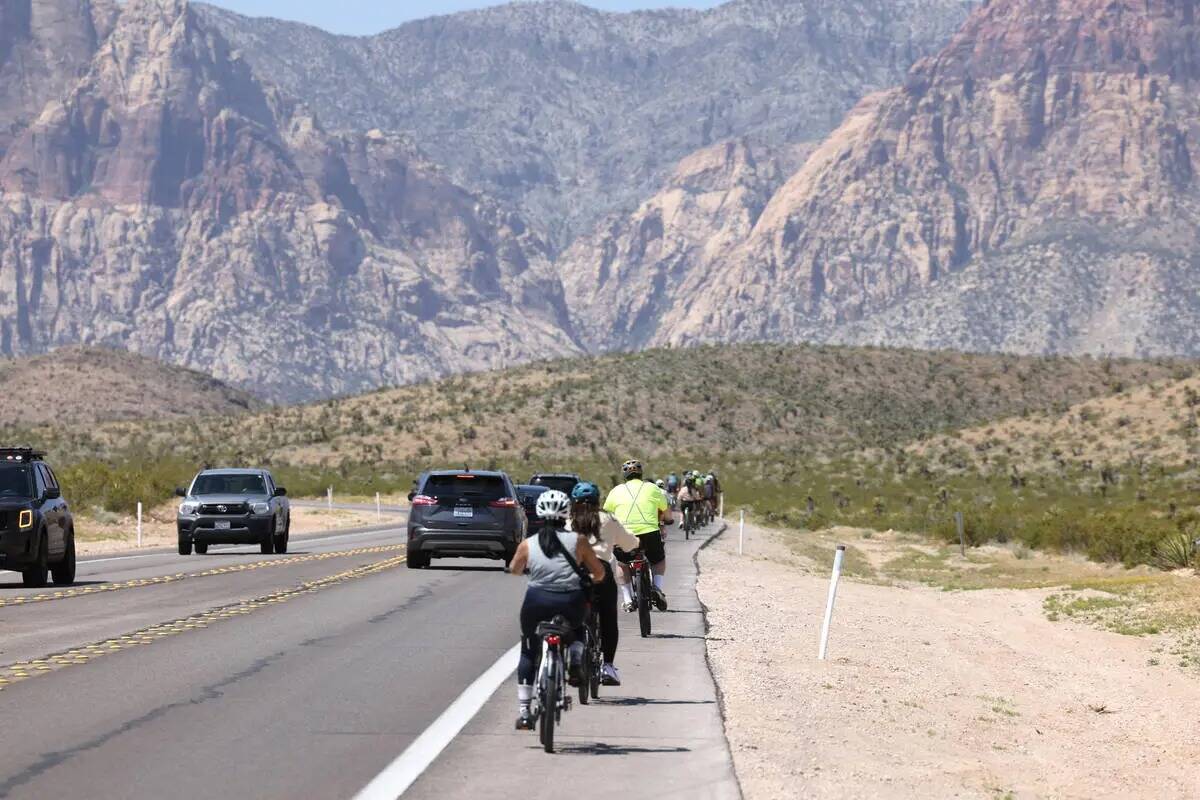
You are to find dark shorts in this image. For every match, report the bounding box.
[614,530,666,566]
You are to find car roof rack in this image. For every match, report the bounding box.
[0,447,44,463]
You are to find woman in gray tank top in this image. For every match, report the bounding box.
[507,489,604,730]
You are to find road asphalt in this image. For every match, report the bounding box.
[0,517,740,799]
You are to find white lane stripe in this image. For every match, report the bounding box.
[354,642,520,800]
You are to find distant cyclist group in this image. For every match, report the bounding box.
[507,458,722,743]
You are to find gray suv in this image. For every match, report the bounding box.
[176,468,290,555]
[406,470,525,569]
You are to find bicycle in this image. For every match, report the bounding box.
[681,502,696,540]
[626,547,654,638]
[531,614,575,753]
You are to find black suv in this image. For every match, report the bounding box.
[528,473,582,495]
[516,483,550,537]
[406,470,525,569]
[176,468,290,555]
[0,448,76,587]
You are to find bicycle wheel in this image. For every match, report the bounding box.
[638,569,652,638]
[540,655,558,753]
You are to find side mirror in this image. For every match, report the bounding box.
[407,491,415,502]
[45,487,61,500]
[174,487,187,498]
[274,487,288,497]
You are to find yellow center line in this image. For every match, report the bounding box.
[0,544,407,609]
[0,548,408,690]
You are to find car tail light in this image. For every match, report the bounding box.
[546,635,561,646]
[411,495,437,507]
[489,497,518,509]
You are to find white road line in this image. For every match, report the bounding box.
[354,642,520,800]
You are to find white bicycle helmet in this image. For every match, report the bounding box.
[534,489,570,520]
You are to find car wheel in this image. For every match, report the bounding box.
[194,542,209,555]
[273,518,289,554]
[406,550,430,569]
[261,520,275,555]
[50,529,76,585]
[178,536,193,555]
[22,531,49,588]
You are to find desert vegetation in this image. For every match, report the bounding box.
[2,343,1196,569]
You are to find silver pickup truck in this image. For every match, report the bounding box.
[175,468,290,555]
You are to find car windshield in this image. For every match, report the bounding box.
[530,475,577,494]
[517,485,548,501]
[191,473,267,496]
[423,474,507,502]
[0,465,33,499]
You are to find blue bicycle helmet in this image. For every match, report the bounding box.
[571,481,601,504]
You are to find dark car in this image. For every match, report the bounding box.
[0,448,76,587]
[406,470,526,569]
[176,468,290,555]
[516,483,550,536]
[528,473,582,495]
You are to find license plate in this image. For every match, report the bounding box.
[214,521,231,530]
[453,507,473,519]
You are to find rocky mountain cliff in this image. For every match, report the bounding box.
[6,0,1196,403]
[567,0,1200,358]
[199,0,975,245]
[0,0,577,401]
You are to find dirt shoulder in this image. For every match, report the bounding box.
[73,505,403,556]
[698,522,1200,799]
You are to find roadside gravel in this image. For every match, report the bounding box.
[698,522,1200,799]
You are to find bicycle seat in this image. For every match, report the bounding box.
[536,615,576,644]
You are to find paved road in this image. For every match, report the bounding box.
[0,518,739,799]
[291,500,410,514]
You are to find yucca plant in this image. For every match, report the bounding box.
[1153,531,1194,571]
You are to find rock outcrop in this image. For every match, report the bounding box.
[200,0,975,245]
[0,0,577,401]
[567,0,1200,358]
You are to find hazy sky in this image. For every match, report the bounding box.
[204,1,726,36]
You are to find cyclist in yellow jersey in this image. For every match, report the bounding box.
[603,459,671,611]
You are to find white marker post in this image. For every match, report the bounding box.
[955,511,966,557]
[738,509,745,556]
[376,491,382,520]
[818,544,846,661]
[327,486,333,510]
[719,494,725,520]
[136,502,143,548]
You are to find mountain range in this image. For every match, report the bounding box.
[0,0,1196,402]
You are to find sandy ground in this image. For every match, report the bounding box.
[74,505,402,555]
[698,522,1200,799]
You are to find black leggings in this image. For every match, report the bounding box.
[518,587,585,684]
[596,562,619,665]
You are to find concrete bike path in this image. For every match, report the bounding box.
[405,521,741,799]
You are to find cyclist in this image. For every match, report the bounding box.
[508,489,605,730]
[603,459,671,611]
[703,473,717,517]
[666,472,679,498]
[677,476,701,533]
[570,481,639,686]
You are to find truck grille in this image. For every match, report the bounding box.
[199,503,249,515]
[0,511,9,531]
